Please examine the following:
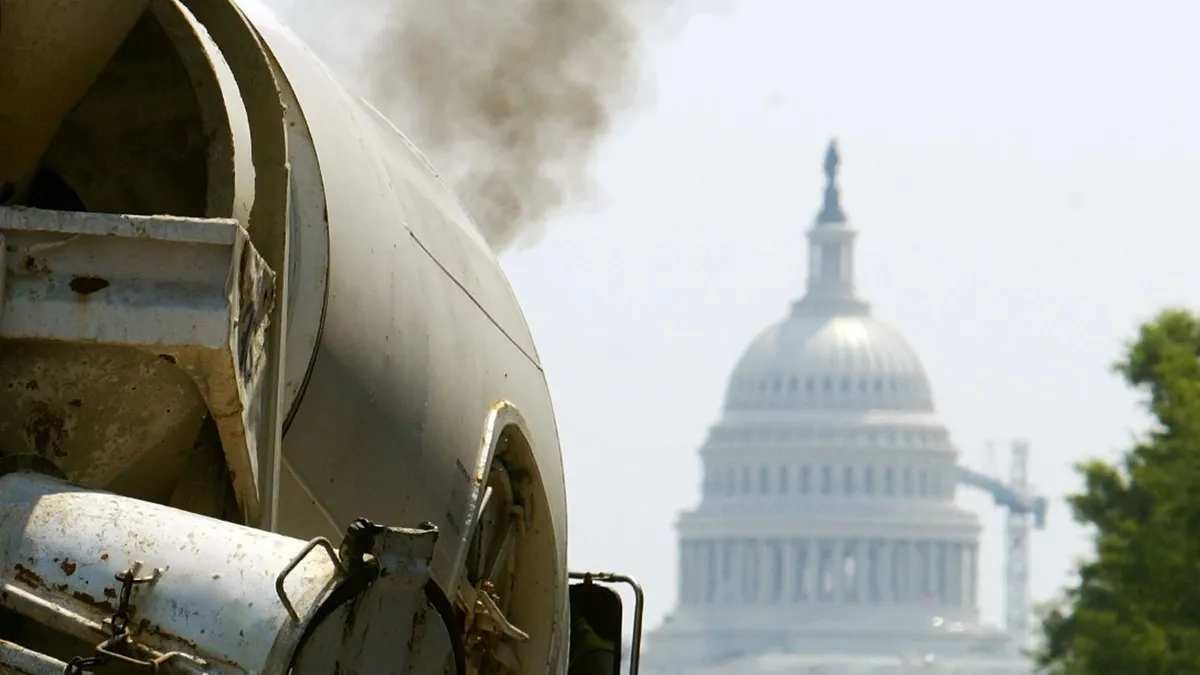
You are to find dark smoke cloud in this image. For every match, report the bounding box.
[365,0,658,252]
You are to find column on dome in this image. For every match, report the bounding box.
[691,540,701,606]
[780,538,795,602]
[889,541,903,602]
[755,539,771,604]
[722,538,737,604]
[677,540,690,606]
[880,539,894,603]
[968,543,979,607]
[837,539,852,603]
[705,541,718,604]
[818,539,836,603]
[949,542,963,606]
[756,539,767,604]
[793,538,813,603]
[909,541,923,604]
[866,539,880,603]
[855,539,868,602]
[765,538,784,603]
[740,539,755,603]
[897,540,913,602]
[924,541,936,604]
[935,542,947,604]
[958,543,970,608]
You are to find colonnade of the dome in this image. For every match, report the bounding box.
[676,536,978,610]
[703,456,955,500]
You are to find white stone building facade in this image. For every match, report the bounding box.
[641,142,1031,675]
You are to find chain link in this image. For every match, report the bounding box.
[62,563,162,674]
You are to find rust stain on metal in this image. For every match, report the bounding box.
[103,586,117,598]
[68,276,110,295]
[100,553,109,561]
[60,559,77,576]
[23,402,67,458]
[23,255,49,275]
[72,590,113,612]
[13,563,43,589]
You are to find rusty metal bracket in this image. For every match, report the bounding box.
[276,537,345,621]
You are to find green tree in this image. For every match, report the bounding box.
[1038,308,1200,674]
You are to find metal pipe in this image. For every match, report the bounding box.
[0,640,70,675]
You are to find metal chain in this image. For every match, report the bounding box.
[63,563,162,674]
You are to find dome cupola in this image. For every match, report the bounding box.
[724,139,935,414]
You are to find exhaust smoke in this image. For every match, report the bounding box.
[365,0,661,251]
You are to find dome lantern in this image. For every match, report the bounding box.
[797,138,869,317]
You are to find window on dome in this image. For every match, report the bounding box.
[772,379,782,393]
[903,468,913,495]
[918,470,929,496]
[840,377,851,393]
[874,379,883,393]
[858,378,867,393]
[823,377,833,393]
[884,467,896,495]
[820,466,833,494]
[758,380,767,393]
[759,466,770,494]
[842,466,855,495]
[889,379,898,392]
[788,376,798,392]
[806,377,815,393]
[742,467,751,494]
[801,466,812,494]
[779,466,790,493]
[864,467,876,494]
[726,468,735,495]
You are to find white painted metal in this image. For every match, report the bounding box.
[0,206,275,520]
[289,525,456,675]
[0,470,342,674]
[0,0,580,671]
[229,4,572,670]
[0,640,73,675]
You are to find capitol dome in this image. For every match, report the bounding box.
[643,140,1027,675]
[725,314,935,413]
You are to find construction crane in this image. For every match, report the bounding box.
[956,440,1048,644]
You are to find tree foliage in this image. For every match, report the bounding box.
[1038,309,1200,674]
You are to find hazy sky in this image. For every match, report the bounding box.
[265,0,1200,634]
